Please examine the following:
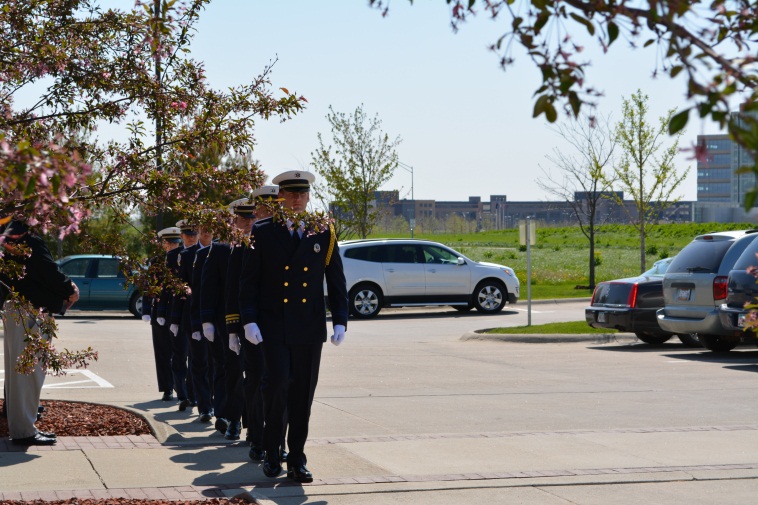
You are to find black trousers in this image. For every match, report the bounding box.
[261,341,322,466]
[150,323,173,393]
[241,338,265,445]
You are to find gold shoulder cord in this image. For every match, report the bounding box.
[325,223,335,266]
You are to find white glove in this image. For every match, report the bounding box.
[156,317,166,326]
[142,315,151,323]
[331,324,346,346]
[202,322,215,342]
[169,324,179,336]
[191,331,202,341]
[229,333,241,355]
[243,322,263,345]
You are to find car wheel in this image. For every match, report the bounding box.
[677,333,701,347]
[452,304,473,312]
[349,284,383,319]
[473,280,506,314]
[129,292,143,318]
[634,331,672,345]
[699,334,739,352]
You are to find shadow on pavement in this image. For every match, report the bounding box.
[367,309,520,320]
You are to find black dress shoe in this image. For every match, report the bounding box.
[12,433,56,446]
[37,430,56,438]
[214,417,229,434]
[178,399,190,412]
[262,453,282,478]
[199,412,213,423]
[287,463,313,483]
[280,449,289,462]
[224,420,241,440]
[249,444,265,462]
[161,392,174,401]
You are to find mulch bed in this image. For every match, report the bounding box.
[0,399,151,438]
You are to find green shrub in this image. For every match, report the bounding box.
[646,245,658,255]
[594,251,603,266]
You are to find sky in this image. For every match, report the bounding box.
[139,2,744,202]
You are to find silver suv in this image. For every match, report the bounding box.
[339,239,520,318]
[657,230,758,350]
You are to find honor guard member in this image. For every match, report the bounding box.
[170,220,202,412]
[200,220,232,435]
[167,220,199,410]
[147,226,182,401]
[226,187,286,460]
[190,224,226,423]
[239,170,348,483]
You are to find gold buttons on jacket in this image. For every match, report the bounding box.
[302,282,307,287]
[284,282,288,287]
[303,267,308,272]
[302,298,307,303]
[284,298,288,303]
[285,266,289,270]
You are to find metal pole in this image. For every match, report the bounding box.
[410,164,414,238]
[526,216,532,327]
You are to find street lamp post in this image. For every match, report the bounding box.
[397,161,415,238]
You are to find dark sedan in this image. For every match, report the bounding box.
[585,258,699,346]
[56,254,142,317]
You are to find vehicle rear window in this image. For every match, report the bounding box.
[344,245,385,262]
[667,240,733,274]
[593,283,633,306]
[733,236,758,270]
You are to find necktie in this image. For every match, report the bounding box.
[292,229,301,248]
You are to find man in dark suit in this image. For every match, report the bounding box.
[0,218,79,446]
[239,170,348,483]
[143,226,182,402]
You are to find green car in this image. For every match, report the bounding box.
[56,254,142,317]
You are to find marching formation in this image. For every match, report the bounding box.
[142,170,349,483]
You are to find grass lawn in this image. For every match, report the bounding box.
[485,321,618,334]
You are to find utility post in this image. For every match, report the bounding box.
[397,161,415,238]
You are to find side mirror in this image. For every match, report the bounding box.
[457,257,465,266]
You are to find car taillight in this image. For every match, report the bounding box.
[627,283,638,308]
[713,276,728,300]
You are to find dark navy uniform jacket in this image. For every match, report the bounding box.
[170,243,199,327]
[156,247,181,320]
[239,220,348,345]
[200,241,231,326]
[224,244,245,336]
[190,245,211,333]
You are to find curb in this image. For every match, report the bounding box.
[461,330,637,344]
[117,404,179,443]
[526,297,591,305]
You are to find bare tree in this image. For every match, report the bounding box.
[538,113,616,289]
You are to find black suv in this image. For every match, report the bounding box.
[716,236,758,351]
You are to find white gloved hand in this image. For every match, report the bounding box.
[243,322,263,345]
[229,333,241,355]
[169,324,179,336]
[331,324,346,346]
[191,331,202,341]
[202,322,215,342]
[142,315,151,323]
[156,317,166,326]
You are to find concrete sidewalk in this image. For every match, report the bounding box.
[1,307,757,504]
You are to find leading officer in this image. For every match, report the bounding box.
[239,170,348,483]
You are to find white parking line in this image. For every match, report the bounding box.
[0,369,113,389]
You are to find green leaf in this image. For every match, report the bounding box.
[533,95,548,118]
[569,13,595,36]
[744,190,757,210]
[607,22,619,45]
[668,109,689,134]
[670,65,683,78]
